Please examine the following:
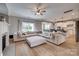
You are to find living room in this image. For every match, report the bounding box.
[0,3,79,56]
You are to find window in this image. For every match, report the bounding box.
[22,22,34,32]
[42,22,51,32]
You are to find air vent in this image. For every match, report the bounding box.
[64,9,73,13]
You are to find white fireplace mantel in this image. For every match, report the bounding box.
[0,21,9,56]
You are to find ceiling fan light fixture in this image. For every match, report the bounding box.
[33,3,46,16]
[36,12,41,15]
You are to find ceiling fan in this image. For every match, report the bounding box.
[33,3,46,15]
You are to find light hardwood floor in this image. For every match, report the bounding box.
[15,41,77,56]
[77,42,79,56]
[13,34,77,56]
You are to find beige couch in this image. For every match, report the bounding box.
[48,32,67,45]
[13,32,40,41]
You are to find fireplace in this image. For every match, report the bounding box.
[2,35,6,51]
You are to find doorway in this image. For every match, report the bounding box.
[76,21,79,42]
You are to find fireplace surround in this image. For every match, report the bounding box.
[2,35,6,51]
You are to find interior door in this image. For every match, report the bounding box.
[76,21,79,42]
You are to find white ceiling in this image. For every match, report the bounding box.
[1,3,79,21]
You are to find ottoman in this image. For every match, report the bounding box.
[26,36,46,47]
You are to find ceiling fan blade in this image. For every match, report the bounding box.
[41,10,46,12]
[40,13,43,15]
[41,6,47,9]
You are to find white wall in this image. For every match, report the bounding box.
[0,3,8,16]
[0,34,2,55]
[34,22,42,32]
[8,16,18,35]
[0,22,9,55]
[8,16,42,35]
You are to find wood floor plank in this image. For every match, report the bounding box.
[12,34,77,56]
[15,41,77,56]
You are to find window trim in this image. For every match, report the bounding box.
[22,22,34,32]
